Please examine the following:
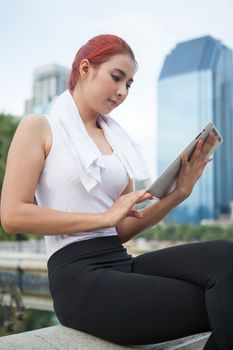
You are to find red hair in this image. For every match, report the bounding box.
[68,34,137,91]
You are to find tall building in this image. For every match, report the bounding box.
[25,64,70,115]
[158,36,233,224]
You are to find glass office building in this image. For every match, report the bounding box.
[25,64,70,115]
[158,36,233,224]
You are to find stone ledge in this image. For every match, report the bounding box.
[0,325,210,350]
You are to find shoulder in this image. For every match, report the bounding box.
[18,114,49,131]
[17,114,51,140]
[16,114,52,156]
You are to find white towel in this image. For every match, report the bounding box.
[49,90,150,192]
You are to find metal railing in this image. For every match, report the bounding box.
[0,250,52,333]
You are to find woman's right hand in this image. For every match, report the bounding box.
[103,190,153,227]
[174,133,217,200]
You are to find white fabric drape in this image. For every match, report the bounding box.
[49,90,150,192]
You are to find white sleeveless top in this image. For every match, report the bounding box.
[35,115,129,259]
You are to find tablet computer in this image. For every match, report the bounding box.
[146,122,223,199]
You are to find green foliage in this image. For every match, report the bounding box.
[0,307,58,336]
[0,225,13,241]
[0,114,19,190]
[138,223,233,242]
[0,114,20,241]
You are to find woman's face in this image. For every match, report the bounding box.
[81,54,135,115]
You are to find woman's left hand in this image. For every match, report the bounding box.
[173,133,218,200]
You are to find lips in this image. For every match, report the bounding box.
[108,99,118,107]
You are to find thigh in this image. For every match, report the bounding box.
[132,240,233,285]
[66,269,210,345]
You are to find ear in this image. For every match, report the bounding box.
[79,59,93,79]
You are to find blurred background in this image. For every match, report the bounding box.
[0,0,233,337]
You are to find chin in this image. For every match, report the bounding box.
[99,107,113,115]
[95,102,116,116]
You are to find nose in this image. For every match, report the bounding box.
[116,83,128,100]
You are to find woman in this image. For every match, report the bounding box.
[1,34,233,349]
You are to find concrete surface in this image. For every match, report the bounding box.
[0,325,210,350]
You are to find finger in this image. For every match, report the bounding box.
[123,190,145,199]
[135,190,150,202]
[125,190,153,207]
[146,193,156,200]
[137,189,147,196]
[191,134,216,163]
[138,192,154,201]
[181,152,189,166]
[130,189,146,199]
[123,190,147,207]
[196,138,204,150]
[202,133,217,155]
[204,157,213,165]
[190,139,204,160]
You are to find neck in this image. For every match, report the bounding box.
[71,87,99,129]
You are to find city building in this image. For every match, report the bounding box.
[25,64,70,115]
[157,35,233,224]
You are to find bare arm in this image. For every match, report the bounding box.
[0,115,105,235]
[1,115,216,239]
[116,133,218,243]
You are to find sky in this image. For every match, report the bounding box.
[1,0,233,177]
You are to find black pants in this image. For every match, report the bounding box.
[47,236,233,349]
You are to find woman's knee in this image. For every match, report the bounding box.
[204,240,233,275]
[208,239,233,259]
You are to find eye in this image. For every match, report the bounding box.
[126,83,131,90]
[111,74,120,82]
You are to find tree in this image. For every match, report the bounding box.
[0,114,20,240]
[138,222,233,242]
[0,114,19,189]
